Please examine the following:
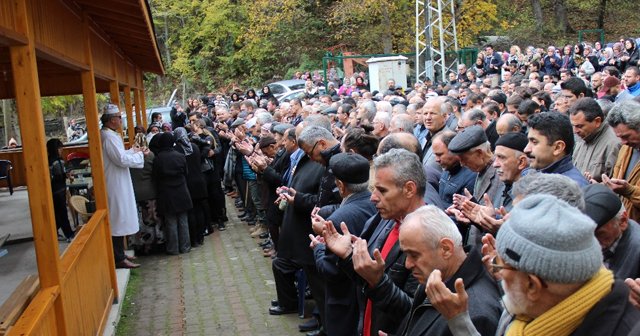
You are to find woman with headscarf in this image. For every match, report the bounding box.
[190,119,226,232]
[174,127,209,247]
[609,42,629,72]
[152,132,192,255]
[623,38,639,69]
[161,123,172,133]
[46,138,75,241]
[129,132,162,254]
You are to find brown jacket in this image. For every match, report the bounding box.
[612,145,640,221]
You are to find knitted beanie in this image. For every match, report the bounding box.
[496,194,602,283]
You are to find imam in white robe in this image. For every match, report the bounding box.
[101,128,144,236]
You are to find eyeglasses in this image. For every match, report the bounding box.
[491,255,548,288]
[306,141,319,156]
[490,255,517,274]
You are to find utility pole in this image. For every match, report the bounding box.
[415,0,459,83]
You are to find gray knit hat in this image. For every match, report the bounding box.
[496,194,602,284]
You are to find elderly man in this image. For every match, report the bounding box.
[388,205,501,336]
[583,184,640,280]
[570,98,620,181]
[432,194,640,336]
[448,126,502,205]
[456,132,530,235]
[432,131,476,209]
[323,149,423,336]
[495,113,523,137]
[372,112,391,139]
[525,112,588,186]
[605,100,640,221]
[421,96,449,171]
[310,153,377,336]
[101,104,147,269]
[389,114,415,133]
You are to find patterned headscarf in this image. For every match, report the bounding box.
[173,127,193,156]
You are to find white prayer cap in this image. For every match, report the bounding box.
[104,104,121,116]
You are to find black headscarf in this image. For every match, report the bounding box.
[157,132,175,152]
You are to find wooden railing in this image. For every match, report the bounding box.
[6,210,114,336]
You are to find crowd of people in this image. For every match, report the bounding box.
[95,38,640,335]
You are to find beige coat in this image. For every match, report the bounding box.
[612,145,640,222]
[572,124,620,181]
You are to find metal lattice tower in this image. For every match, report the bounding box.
[415,0,459,83]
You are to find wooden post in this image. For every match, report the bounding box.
[9,0,68,334]
[133,88,142,127]
[81,12,119,298]
[140,89,148,129]
[123,86,134,143]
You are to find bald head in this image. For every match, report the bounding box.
[496,113,523,136]
[378,132,421,157]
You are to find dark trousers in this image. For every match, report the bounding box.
[188,198,208,245]
[205,169,225,221]
[112,236,126,263]
[53,190,74,239]
[271,258,326,326]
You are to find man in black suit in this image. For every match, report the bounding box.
[310,153,378,336]
[323,148,424,336]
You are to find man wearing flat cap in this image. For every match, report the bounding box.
[447,126,503,243]
[455,132,529,235]
[310,153,377,336]
[583,184,640,280]
[429,194,640,336]
[101,104,148,269]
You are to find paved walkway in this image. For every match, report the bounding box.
[116,199,306,336]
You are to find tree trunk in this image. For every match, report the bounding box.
[530,0,544,30]
[597,0,607,29]
[553,0,574,34]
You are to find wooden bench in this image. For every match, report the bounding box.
[0,275,40,336]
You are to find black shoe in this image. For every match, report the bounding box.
[259,240,272,248]
[306,329,326,336]
[241,216,256,222]
[222,216,229,222]
[237,212,249,219]
[268,305,297,315]
[246,220,257,226]
[298,318,319,332]
[271,299,279,307]
[218,224,226,231]
[258,232,270,239]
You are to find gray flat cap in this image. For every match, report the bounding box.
[230,118,245,128]
[273,123,294,135]
[448,125,488,154]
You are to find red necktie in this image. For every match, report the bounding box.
[363,222,400,336]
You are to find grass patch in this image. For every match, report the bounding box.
[115,269,141,336]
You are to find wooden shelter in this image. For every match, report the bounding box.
[0,0,163,334]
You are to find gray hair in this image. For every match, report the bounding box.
[512,172,585,211]
[298,125,335,147]
[373,148,426,197]
[303,114,332,132]
[607,100,640,131]
[374,112,391,128]
[596,99,614,119]
[255,112,273,124]
[497,113,523,131]
[390,114,414,133]
[463,108,486,123]
[376,101,393,114]
[361,101,377,122]
[403,205,463,249]
[344,181,370,194]
[393,104,407,115]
